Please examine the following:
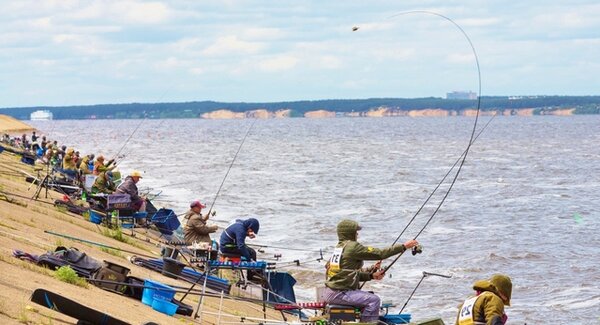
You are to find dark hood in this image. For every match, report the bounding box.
[243,218,260,234]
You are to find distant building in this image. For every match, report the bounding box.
[446,91,477,100]
[30,110,53,120]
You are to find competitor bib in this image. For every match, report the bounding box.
[458,295,479,325]
[326,246,344,278]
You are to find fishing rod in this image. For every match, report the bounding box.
[75,277,302,311]
[110,117,146,163]
[44,230,159,260]
[272,255,326,268]
[248,243,324,253]
[380,10,482,275]
[205,118,257,217]
[355,11,483,289]
[0,190,56,206]
[399,271,452,314]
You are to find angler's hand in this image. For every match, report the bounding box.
[372,269,386,280]
[403,239,419,249]
[372,261,382,270]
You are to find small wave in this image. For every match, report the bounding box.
[509,252,543,260]
[288,202,312,207]
[484,253,508,262]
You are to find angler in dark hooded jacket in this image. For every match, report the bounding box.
[321,219,419,323]
[219,218,260,261]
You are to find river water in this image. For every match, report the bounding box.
[30,116,600,324]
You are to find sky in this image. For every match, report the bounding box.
[1,0,599,107]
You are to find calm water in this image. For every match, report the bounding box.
[30,116,600,324]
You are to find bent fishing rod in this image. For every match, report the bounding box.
[356,11,483,288]
[381,10,483,275]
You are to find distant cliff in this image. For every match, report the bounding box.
[1,96,599,120]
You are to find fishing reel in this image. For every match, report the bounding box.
[412,244,424,256]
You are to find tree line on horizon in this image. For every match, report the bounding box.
[1,95,599,119]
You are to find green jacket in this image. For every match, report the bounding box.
[62,153,77,171]
[325,220,406,291]
[78,156,91,174]
[92,172,115,194]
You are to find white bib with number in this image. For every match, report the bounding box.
[326,246,344,278]
[458,295,479,325]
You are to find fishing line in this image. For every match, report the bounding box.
[348,11,483,289]
[205,118,257,217]
[389,112,496,247]
[380,10,483,274]
[174,120,258,300]
[113,85,178,164]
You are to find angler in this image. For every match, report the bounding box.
[321,219,418,323]
[456,274,512,325]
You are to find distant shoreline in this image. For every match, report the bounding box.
[2,95,599,120]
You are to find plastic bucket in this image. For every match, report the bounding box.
[141,280,175,306]
[151,298,178,316]
[381,313,412,324]
[89,209,103,224]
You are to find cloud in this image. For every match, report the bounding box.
[257,55,298,72]
[63,1,171,24]
[2,0,600,106]
[202,35,264,56]
[113,1,171,24]
[241,27,285,41]
[446,52,473,64]
[317,55,342,69]
[457,17,501,27]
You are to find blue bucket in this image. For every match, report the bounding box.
[380,313,411,324]
[151,298,178,316]
[89,210,103,224]
[142,280,175,306]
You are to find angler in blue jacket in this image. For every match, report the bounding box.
[219,218,260,261]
